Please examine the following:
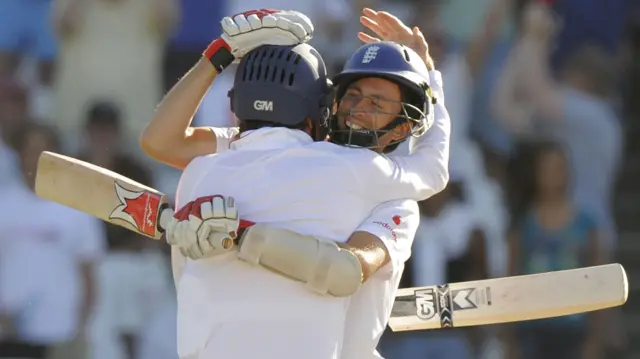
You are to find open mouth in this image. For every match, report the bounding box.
[345,120,364,130]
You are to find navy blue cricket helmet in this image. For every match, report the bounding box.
[229,43,333,129]
[330,41,435,152]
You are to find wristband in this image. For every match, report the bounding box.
[204,38,235,74]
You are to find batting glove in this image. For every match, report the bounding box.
[204,9,314,73]
[166,195,240,260]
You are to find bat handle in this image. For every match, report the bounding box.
[158,206,174,234]
[157,205,254,243]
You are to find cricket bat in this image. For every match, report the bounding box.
[35,151,173,239]
[389,263,628,331]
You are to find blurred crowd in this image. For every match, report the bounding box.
[0,0,638,359]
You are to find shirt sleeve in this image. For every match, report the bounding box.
[210,127,240,154]
[359,70,451,203]
[353,199,420,275]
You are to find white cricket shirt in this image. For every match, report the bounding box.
[172,70,449,358]
[340,199,419,359]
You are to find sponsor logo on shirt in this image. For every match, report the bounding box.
[373,221,397,241]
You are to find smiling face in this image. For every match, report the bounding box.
[334,77,411,150]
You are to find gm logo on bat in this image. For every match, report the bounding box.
[415,287,484,320]
[415,288,437,320]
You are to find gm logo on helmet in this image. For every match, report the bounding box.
[254,100,273,111]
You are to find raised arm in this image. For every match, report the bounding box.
[356,9,450,202]
[140,59,220,170]
[140,9,315,169]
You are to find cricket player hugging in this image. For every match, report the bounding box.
[140,8,451,359]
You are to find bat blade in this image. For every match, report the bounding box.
[390,263,628,331]
[35,151,170,239]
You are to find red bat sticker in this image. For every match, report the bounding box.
[109,182,162,236]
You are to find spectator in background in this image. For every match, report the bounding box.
[0,0,57,120]
[0,122,105,359]
[77,101,149,173]
[0,78,29,187]
[504,140,605,359]
[493,2,623,255]
[494,5,625,352]
[52,0,179,156]
[76,109,173,359]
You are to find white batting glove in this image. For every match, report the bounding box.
[166,196,240,260]
[222,9,313,57]
[204,9,314,73]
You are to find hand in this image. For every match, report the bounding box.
[204,9,314,72]
[222,9,313,57]
[358,8,433,70]
[166,195,240,259]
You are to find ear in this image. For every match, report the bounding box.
[391,122,411,141]
[303,117,315,136]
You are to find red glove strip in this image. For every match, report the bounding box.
[203,38,231,61]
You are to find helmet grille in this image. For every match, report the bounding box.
[241,47,301,85]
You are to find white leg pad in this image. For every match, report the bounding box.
[237,224,363,297]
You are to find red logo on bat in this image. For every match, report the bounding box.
[392,215,401,225]
[109,182,161,236]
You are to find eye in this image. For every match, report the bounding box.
[369,97,383,110]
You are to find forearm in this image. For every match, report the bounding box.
[465,0,509,77]
[491,43,535,134]
[140,58,218,169]
[344,231,390,282]
[518,37,552,98]
[516,36,563,118]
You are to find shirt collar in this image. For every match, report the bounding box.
[230,127,313,151]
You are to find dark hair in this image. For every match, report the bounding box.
[238,119,310,133]
[85,101,121,131]
[507,139,569,228]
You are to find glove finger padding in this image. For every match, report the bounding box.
[233,14,253,33]
[237,224,363,297]
[275,11,313,38]
[218,9,313,59]
[246,14,263,30]
[275,17,307,42]
[221,16,240,36]
[261,14,278,28]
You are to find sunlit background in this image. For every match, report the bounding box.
[0,0,638,358]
